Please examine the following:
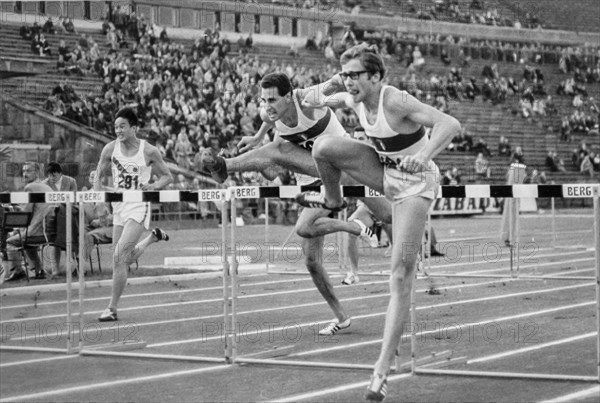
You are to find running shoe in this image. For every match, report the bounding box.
[32,269,47,280]
[152,228,170,242]
[319,317,351,335]
[295,192,347,212]
[200,148,228,184]
[4,268,27,282]
[353,218,379,248]
[98,308,118,322]
[341,273,359,285]
[365,373,388,402]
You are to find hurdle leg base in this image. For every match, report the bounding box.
[84,340,148,352]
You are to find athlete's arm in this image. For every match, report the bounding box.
[301,91,352,111]
[297,73,345,100]
[94,142,114,191]
[237,116,274,153]
[143,146,173,190]
[387,89,461,173]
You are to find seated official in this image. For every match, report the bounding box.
[2,162,55,282]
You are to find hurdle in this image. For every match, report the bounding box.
[223,183,600,382]
[0,191,79,355]
[2,184,598,383]
[425,184,599,282]
[74,189,233,363]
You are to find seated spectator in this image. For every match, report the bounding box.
[287,43,300,58]
[324,43,336,61]
[159,27,169,43]
[524,168,546,184]
[42,17,56,34]
[305,35,318,51]
[474,152,491,180]
[31,33,42,55]
[77,33,89,50]
[441,167,461,186]
[498,136,512,157]
[482,64,495,79]
[57,39,71,61]
[44,95,66,117]
[545,150,566,172]
[532,99,546,116]
[473,137,493,157]
[1,162,54,282]
[245,32,253,50]
[519,98,533,118]
[457,49,471,67]
[512,146,525,164]
[174,129,193,170]
[411,46,425,71]
[590,152,600,172]
[440,48,451,65]
[101,18,113,35]
[560,116,572,142]
[106,28,118,50]
[63,17,76,34]
[580,154,595,177]
[39,34,51,56]
[56,54,66,71]
[65,100,86,124]
[19,24,32,40]
[545,95,557,115]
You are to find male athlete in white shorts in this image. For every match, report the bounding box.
[296,44,461,400]
[203,72,391,335]
[94,107,173,321]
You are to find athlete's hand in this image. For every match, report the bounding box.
[301,92,326,109]
[237,136,261,154]
[140,183,157,191]
[399,153,430,174]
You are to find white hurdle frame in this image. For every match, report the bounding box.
[2,185,597,383]
[75,190,230,364]
[0,195,77,355]
[224,184,600,381]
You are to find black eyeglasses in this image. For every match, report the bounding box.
[339,71,369,80]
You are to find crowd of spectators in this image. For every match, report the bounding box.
[13,4,596,183]
[266,0,543,30]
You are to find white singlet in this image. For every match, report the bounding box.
[111,139,152,228]
[351,85,440,202]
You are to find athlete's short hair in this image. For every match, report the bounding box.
[260,72,293,97]
[340,43,386,80]
[115,107,139,127]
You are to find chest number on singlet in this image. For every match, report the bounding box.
[119,174,139,189]
[379,155,402,168]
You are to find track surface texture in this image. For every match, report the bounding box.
[1,212,599,402]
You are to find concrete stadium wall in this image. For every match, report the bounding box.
[0,1,598,45]
[0,97,106,190]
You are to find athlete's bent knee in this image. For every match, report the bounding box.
[295,223,317,239]
[312,136,337,160]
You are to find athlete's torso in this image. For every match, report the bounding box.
[353,85,429,166]
[275,90,346,150]
[111,139,152,190]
